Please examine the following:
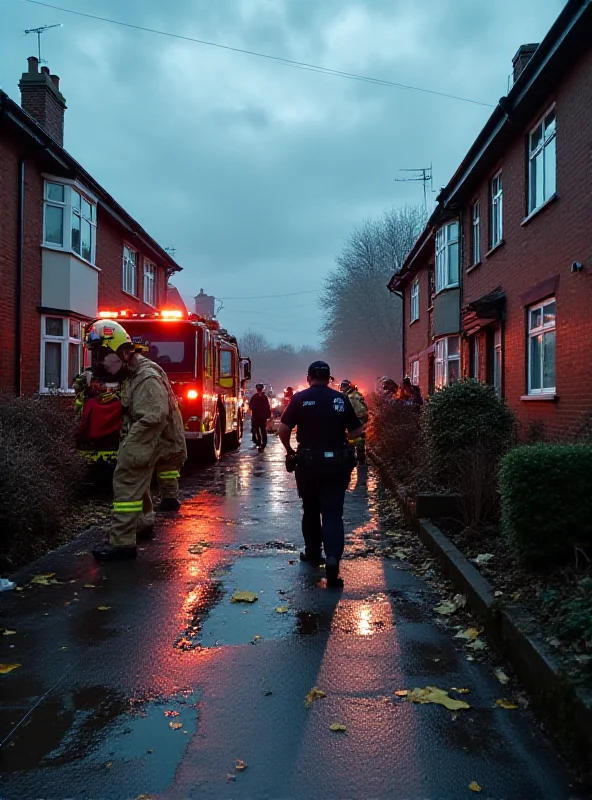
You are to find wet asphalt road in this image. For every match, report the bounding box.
[0,436,580,800]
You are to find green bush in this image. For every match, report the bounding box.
[366,393,420,481]
[499,443,592,565]
[0,395,85,570]
[422,379,515,487]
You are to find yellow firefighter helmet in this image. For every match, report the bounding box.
[85,319,132,355]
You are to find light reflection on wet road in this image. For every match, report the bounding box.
[0,437,578,799]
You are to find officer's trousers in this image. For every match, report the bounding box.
[110,458,181,548]
[252,417,268,448]
[296,473,349,561]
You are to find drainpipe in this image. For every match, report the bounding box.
[16,158,25,396]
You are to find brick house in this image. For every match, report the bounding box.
[390,0,592,438]
[0,56,181,396]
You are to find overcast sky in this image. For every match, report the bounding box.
[1,0,564,345]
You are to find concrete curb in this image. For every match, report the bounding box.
[369,448,592,781]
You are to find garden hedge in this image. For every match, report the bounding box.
[499,443,592,565]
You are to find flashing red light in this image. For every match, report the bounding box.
[98,310,118,318]
[187,389,199,400]
[161,309,184,319]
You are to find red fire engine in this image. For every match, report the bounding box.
[77,308,251,463]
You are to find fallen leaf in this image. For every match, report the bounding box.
[275,606,289,614]
[84,584,96,589]
[495,670,510,685]
[0,663,21,674]
[235,759,247,771]
[467,639,487,651]
[494,590,504,598]
[106,762,113,769]
[230,591,258,604]
[97,606,111,611]
[169,722,183,730]
[575,655,592,666]
[31,573,60,586]
[304,687,327,707]
[450,688,471,694]
[164,710,179,717]
[496,699,518,710]
[188,544,205,555]
[394,690,409,697]
[226,774,236,782]
[455,628,481,641]
[3,630,17,636]
[469,781,482,792]
[434,600,460,616]
[60,646,68,651]
[472,553,494,565]
[15,587,24,592]
[466,655,475,662]
[64,602,71,606]
[407,686,470,711]
[329,723,347,732]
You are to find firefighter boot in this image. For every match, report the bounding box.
[326,557,344,589]
[92,543,137,561]
[156,465,182,512]
[137,487,156,538]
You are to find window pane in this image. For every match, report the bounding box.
[69,320,81,339]
[530,335,542,391]
[535,151,544,208]
[543,331,555,390]
[45,205,64,245]
[543,301,556,325]
[447,336,460,358]
[448,242,459,284]
[545,109,556,137]
[44,341,62,388]
[81,219,92,262]
[46,317,64,337]
[82,199,92,220]
[72,190,81,211]
[221,351,233,377]
[448,359,460,384]
[449,221,459,241]
[530,122,543,152]
[530,308,542,330]
[435,340,444,359]
[544,135,556,198]
[46,182,65,202]
[71,211,81,254]
[68,343,81,386]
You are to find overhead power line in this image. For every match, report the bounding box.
[218,289,321,300]
[24,0,494,108]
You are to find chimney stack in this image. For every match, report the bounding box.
[194,289,216,319]
[19,56,67,147]
[512,43,539,84]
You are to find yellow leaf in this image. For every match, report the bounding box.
[230,591,258,604]
[467,639,487,651]
[31,573,60,586]
[97,606,111,611]
[450,688,471,694]
[84,584,96,589]
[169,722,183,730]
[235,759,247,771]
[394,690,408,697]
[469,781,482,792]
[407,686,470,711]
[496,698,518,710]
[304,687,327,707]
[275,606,289,614]
[454,628,481,641]
[3,630,17,636]
[495,670,510,685]
[0,663,21,674]
[434,600,460,615]
[329,723,347,732]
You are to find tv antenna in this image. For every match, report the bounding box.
[394,164,435,212]
[24,24,62,64]
[165,246,177,258]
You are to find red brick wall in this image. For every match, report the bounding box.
[462,48,592,439]
[96,210,169,314]
[0,138,18,393]
[404,262,432,398]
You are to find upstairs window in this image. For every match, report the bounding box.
[529,107,556,213]
[435,336,460,389]
[43,181,97,264]
[435,221,459,292]
[410,280,419,323]
[143,260,156,306]
[471,201,481,265]
[490,172,503,247]
[528,298,556,395]
[123,245,138,296]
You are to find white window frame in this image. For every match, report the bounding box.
[528,106,556,213]
[42,179,97,265]
[410,359,419,386]
[470,336,479,380]
[435,221,460,293]
[527,297,556,395]
[40,315,82,394]
[123,245,138,296]
[434,336,460,390]
[471,201,480,265]
[490,171,503,248]
[410,280,420,323]
[143,259,157,306]
[493,327,502,397]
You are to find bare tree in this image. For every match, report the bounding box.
[320,205,426,387]
[240,329,269,357]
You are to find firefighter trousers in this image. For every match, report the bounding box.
[110,458,182,548]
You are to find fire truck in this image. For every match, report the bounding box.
[77,308,251,464]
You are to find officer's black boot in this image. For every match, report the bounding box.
[158,497,181,513]
[92,543,137,562]
[325,557,344,588]
[299,551,326,566]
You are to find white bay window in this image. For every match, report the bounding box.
[435,221,459,292]
[40,316,82,393]
[43,181,96,264]
[435,336,460,389]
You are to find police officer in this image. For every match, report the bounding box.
[279,361,364,588]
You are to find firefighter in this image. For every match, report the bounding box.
[85,319,187,561]
[340,379,369,464]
